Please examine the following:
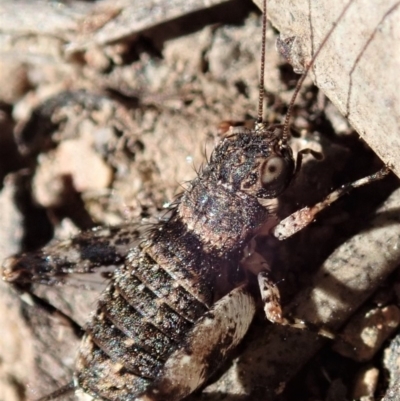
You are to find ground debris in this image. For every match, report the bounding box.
[0,1,399,401]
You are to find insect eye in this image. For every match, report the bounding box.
[261,157,286,185]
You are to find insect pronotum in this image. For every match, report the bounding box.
[0,0,396,400]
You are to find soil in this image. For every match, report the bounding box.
[0,1,399,401]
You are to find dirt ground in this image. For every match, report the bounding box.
[0,1,400,401]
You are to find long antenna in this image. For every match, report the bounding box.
[281,0,354,142]
[257,0,267,125]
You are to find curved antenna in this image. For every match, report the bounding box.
[257,0,267,125]
[282,0,354,143]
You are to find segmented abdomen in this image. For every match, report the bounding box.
[76,217,215,400]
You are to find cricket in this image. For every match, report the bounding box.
[0,0,399,400]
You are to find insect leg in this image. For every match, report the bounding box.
[294,147,323,177]
[258,270,283,324]
[273,166,390,241]
[35,382,76,401]
[247,256,334,338]
[135,285,257,401]
[258,268,336,339]
[241,237,286,325]
[2,224,140,333]
[2,224,140,288]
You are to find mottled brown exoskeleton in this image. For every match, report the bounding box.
[1,0,391,400]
